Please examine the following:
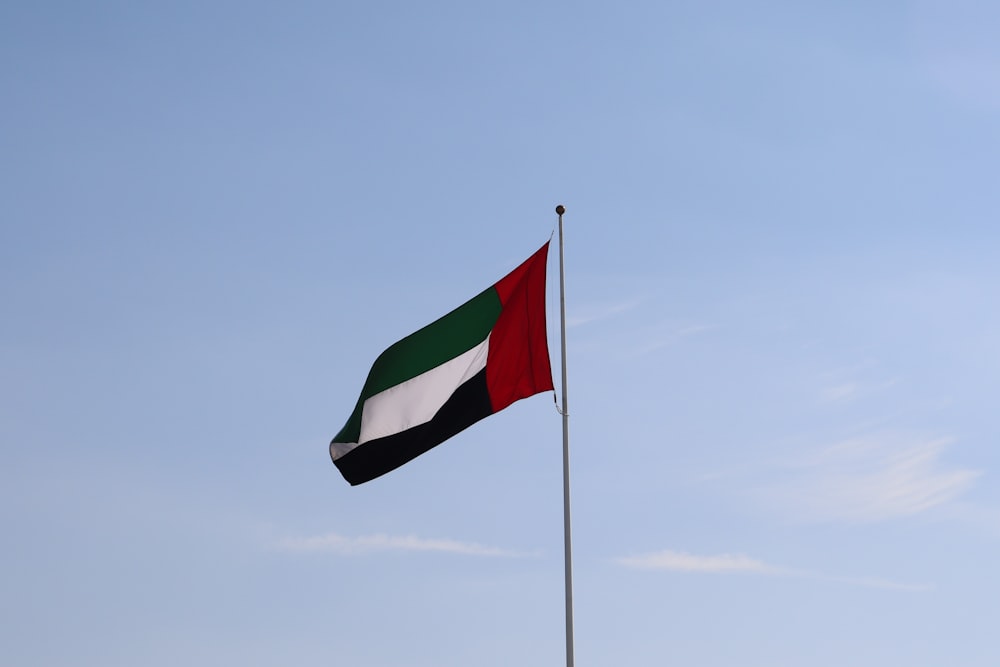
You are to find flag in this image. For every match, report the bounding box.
[330,242,554,485]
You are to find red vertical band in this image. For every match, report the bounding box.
[486,242,555,412]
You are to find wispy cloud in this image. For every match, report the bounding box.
[617,550,772,573]
[567,298,642,327]
[761,434,980,523]
[569,312,713,360]
[275,532,536,558]
[633,323,714,356]
[815,360,898,405]
[824,575,932,593]
[616,549,930,592]
[818,378,898,404]
[820,382,860,402]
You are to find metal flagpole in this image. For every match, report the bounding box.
[555,204,575,667]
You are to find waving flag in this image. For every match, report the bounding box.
[330,243,553,485]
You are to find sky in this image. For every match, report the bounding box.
[2,1,999,665]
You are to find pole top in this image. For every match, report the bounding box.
[555,205,566,215]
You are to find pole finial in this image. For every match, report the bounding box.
[555,204,566,215]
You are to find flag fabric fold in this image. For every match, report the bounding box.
[330,242,554,485]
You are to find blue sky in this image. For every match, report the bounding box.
[3,1,999,665]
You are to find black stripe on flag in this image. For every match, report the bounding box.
[334,368,494,485]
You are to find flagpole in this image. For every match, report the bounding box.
[556,204,575,667]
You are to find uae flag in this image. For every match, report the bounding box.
[330,242,554,485]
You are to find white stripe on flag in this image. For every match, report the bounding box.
[356,335,490,446]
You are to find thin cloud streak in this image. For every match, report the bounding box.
[762,434,980,523]
[616,549,930,592]
[821,383,859,402]
[818,378,898,404]
[633,323,715,356]
[276,532,537,558]
[823,575,932,593]
[567,298,642,327]
[617,550,772,573]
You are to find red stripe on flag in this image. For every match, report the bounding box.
[486,242,554,412]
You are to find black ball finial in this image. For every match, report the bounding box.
[555,205,566,215]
